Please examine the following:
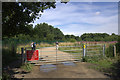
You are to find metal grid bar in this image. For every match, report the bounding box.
[38,46,55,48]
[87,47,102,50]
[40,51,56,52]
[59,46,81,48]
[87,50,103,53]
[61,49,83,52]
[86,44,103,46]
[40,53,82,56]
[86,54,102,56]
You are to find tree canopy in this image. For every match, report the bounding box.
[2,2,56,37]
[33,23,64,41]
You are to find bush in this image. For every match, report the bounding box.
[2,72,11,80]
[115,43,120,55]
[105,45,114,57]
[69,38,76,42]
[82,55,104,63]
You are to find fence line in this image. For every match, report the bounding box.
[22,44,106,65]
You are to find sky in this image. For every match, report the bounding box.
[30,2,118,36]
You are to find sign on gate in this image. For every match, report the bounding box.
[26,50,39,61]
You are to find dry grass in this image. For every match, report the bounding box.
[37,42,53,47]
[59,42,75,46]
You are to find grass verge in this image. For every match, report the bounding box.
[85,56,120,80]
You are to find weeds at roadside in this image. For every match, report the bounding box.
[85,55,120,80]
[2,72,11,80]
[20,63,34,72]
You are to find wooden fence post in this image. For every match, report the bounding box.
[25,48,27,63]
[114,45,116,57]
[103,44,105,56]
[21,48,24,65]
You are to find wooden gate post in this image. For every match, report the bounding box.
[21,48,24,65]
[103,44,105,56]
[114,45,116,57]
[25,48,27,63]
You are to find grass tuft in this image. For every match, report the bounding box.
[21,63,34,72]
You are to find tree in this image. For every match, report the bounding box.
[112,33,116,35]
[2,2,56,37]
[53,28,64,40]
[80,33,111,41]
[33,23,64,41]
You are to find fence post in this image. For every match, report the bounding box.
[39,49,41,60]
[83,44,86,57]
[86,45,87,56]
[25,48,27,63]
[56,44,58,64]
[21,48,24,65]
[103,44,105,56]
[114,45,116,57]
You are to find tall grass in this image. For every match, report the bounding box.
[2,48,19,67]
[21,63,34,72]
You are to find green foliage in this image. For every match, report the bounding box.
[84,56,114,70]
[34,23,65,41]
[2,2,56,37]
[105,45,114,57]
[2,48,19,67]
[81,33,118,41]
[69,38,76,42]
[86,56,120,80]
[116,43,120,55]
[2,72,11,80]
[65,35,81,41]
[115,36,120,55]
[110,56,120,80]
[21,63,34,72]
[82,56,103,63]
[3,22,65,44]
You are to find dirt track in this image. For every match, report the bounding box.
[39,47,76,61]
[30,47,78,65]
[14,62,109,78]
[13,47,109,78]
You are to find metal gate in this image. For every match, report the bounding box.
[38,46,83,64]
[22,44,105,65]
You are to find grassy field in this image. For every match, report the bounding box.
[58,43,104,60]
